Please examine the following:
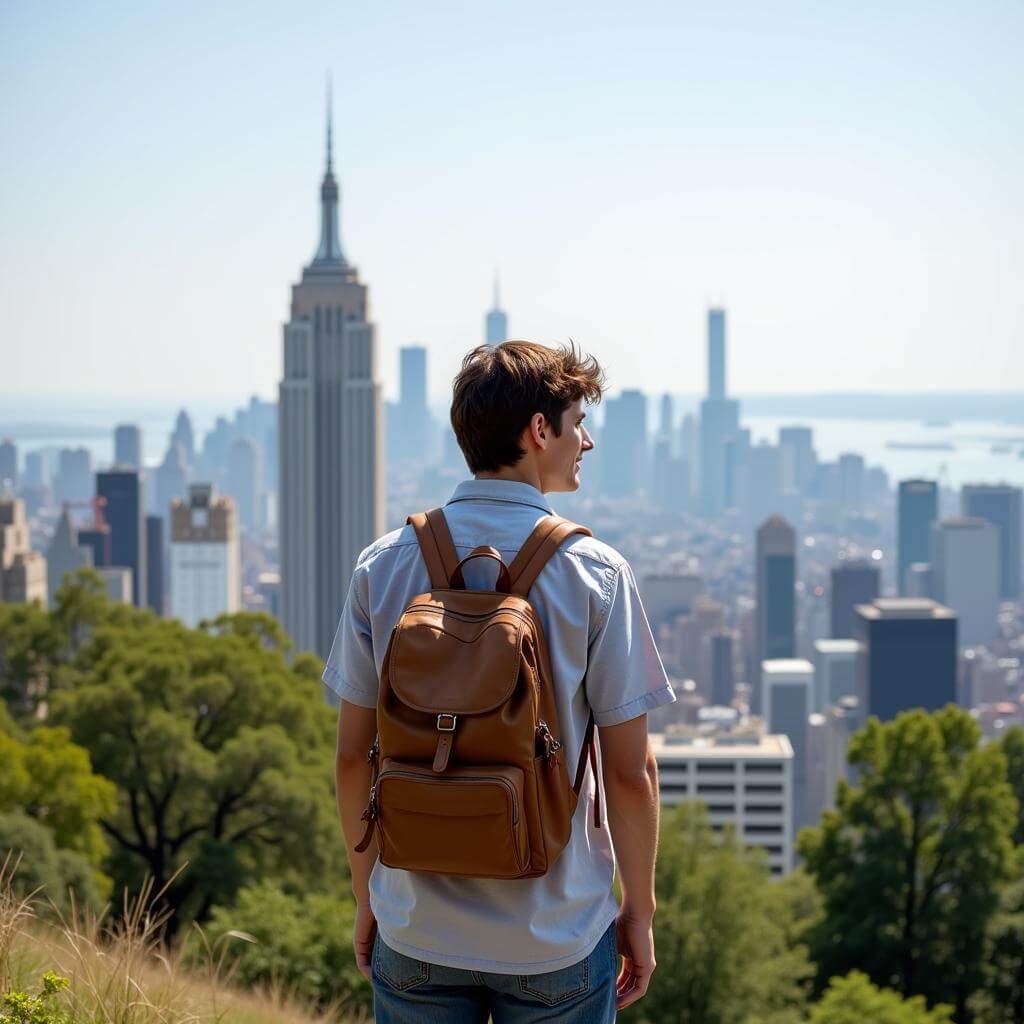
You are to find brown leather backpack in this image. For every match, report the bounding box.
[355,507,603,879]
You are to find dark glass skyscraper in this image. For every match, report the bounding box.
[898,479,938,593]
[96,469,146,607]
[830,559,880,639]
[962,484,1022,600]
[854,598,957,721]
[755,516,796,712]
[145,514,164,615]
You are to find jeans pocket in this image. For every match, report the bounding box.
[518,954,591,1006]
[372,933,431,992]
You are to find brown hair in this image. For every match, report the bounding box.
[451,340,606,473]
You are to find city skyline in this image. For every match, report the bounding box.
[2,3,1022,402]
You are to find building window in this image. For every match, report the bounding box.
[745,804,783,814]
[745,784,783,794]
[697,762,736,773]
[744,762,784,774]
[706,804,736,813]
[745,824,782,835]
[697,784,735,795]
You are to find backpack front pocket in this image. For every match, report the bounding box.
[373,759,529,878]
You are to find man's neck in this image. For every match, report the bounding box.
[474,467,545,493]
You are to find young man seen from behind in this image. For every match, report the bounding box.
[327,340,675,1022]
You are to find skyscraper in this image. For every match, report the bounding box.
[46,506,93,605]
[931,517,1000,647]
[96,469,146,607]
[171,410,195,469]
[279,92,383,660]
[854,598,957,721]
[898,479,938,593]
[154,441,189,520]
[699,308,740,517]
[0,440,17,490]
[778,427,815,496]
[830,559,880,639]
[707,307,726,400]
[391,346,434,463]
[837,453,865,513]
[600,390,647,498]
[962,484,1022,600]
[170,484,239,628]
[54,448,93,506]
[113,424,142,469]
[0,499,46,605]
[755,516,796,713]
[485,275,508,344]
[146,514,165,616]
[226,437,262,531]
[762,658,813,830]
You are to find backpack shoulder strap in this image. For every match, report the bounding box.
[406,508,459,589]
[507,515,592,597]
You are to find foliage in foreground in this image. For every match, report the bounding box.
[623,802,816,1024]
[809,971,954,1024]
[191,881,371,1015]
[799,705,1017,1020]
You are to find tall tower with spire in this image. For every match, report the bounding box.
[278,85,383,665]
[485,274,508,344]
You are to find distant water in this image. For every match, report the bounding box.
[2,399,1023,490]
[745,416,1024,489]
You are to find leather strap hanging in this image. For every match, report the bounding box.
[572,712,602,829]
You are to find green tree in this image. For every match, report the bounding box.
[192,881,370,1014]
[1001,728,1024,847]
[623,802,813,1024]
[809,972,953,1024]
[50,605,345,937]
[0,812,105,916]
[0,726,115,869]
[799,706,1017,1020]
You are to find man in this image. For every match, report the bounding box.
[326,340,675,1021]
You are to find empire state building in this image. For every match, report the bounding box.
[278,97,383,662]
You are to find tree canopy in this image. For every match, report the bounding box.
[798,705,1017,1020]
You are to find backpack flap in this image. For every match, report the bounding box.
[388,600,528,715]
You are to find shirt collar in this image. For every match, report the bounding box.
[446,478,555,515]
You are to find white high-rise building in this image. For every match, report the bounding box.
[278,90,383,661]
[931,517,1000,647]
[170,484,239,628]
[652,724,794,875]
[813,638,858,712]
[763,659,814,831]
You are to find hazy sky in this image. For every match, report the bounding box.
[1,1,1021,404]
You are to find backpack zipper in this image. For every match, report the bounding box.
[375,768,520,825]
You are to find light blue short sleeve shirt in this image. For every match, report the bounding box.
[323,478,675,974]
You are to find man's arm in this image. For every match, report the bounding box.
[336,698,379,979]
[599,714,660,1011]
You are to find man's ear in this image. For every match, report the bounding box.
[527,412,548,451]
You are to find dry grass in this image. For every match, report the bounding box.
[1,853,368,1023]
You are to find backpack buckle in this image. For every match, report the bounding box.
[437,713,457,732]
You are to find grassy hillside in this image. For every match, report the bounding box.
[1,856,367,1024]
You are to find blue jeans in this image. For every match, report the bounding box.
[371,921,618,1023]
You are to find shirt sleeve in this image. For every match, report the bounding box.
[322,562,379,708]
[585,561,676,728]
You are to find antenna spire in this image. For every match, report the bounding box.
[326,73,334,174]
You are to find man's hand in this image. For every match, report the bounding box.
[353,901,377,980]
[615,907,656,1010]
